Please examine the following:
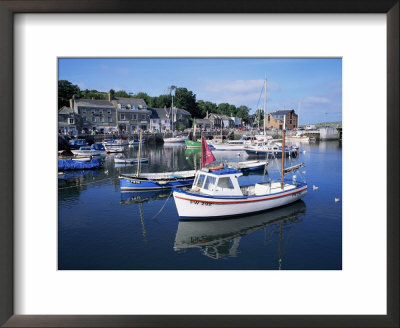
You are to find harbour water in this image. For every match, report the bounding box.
[58,141,342,270]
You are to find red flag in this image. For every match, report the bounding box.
[201,136,216,168]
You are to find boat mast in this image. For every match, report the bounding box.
[264,77,267,133]
[136,131,143,177]
[281,116,286,189]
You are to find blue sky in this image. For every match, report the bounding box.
[59,58,341,124]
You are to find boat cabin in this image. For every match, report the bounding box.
[191,167,243,196]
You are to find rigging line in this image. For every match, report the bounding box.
[151,191,173,220]
[57,175,119,190]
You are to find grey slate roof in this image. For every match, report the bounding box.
[195,119,212,124]
[114,97,147,108]
[74,99,114,108]
[149,108,169,120]
[58,106,74,114]
[271,109,295,116]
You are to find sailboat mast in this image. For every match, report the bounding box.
[264,78,267,132]
[281,117,286,189]
[136,131,143,177]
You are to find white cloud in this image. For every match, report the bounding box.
[202,79,279,94]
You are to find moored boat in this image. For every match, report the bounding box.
[58,158,102,170]
[226,160,268,172]
[119,170,196,190]
[185,139,201,148]
[163,135,187,143]
[172,128,307,219]
[71,143,106,157]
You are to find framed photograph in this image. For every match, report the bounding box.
[1,1,398,327]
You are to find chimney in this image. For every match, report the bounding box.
[108,93,111,101]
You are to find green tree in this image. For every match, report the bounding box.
[174,87,200,117]
[132,92,153,107]
[58,80,80,108]
[152,94,172,108]
[114,90,130,98]
[197,100,217,118]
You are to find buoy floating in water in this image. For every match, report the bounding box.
[313,185,319,190]
[335,198,340,202]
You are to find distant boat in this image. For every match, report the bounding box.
[105,145,125,153]
[244,141,299,158]
[225,160,268,172]
[185,139,201,148]
[163,135,187,143]
[68,138,88,149]
[103,138,129,147]
[71,143,106,157]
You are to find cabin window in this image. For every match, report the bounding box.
[217,177,234,189]
[203,176,217,191]
[195,174,206,189]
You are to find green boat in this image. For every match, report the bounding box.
[185,139,201,148]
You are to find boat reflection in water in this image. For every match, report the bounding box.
[174,200,306,263]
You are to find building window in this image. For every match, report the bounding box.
[107,109,112,114]
[100,117,104,123]
[131,114,137,120]
[82,109,86,113]
[91,110,96,114]
[120,113,125,120]
[92,117,96,122]
[68,118,74,125]
[99,109,103,114]
[141,114,146,120]
[108,117,112,123]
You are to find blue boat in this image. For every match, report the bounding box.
[119,170,196,191]
[58,158,102,170]
[68,139,88,149]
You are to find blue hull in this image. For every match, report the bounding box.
[120,176,194,191]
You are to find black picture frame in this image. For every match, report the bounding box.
[0,1,398,327]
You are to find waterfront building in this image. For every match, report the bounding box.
[207,113,223,129]
[58,106,82,135]
[111,97,151,133]
[171,108,191,129]
[149,107,171,132]
[265,109,298,130]
[195,118,212,131]
[72,97,117,134]
[230,116,242,128]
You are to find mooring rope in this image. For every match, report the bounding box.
[151,191,173,220]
